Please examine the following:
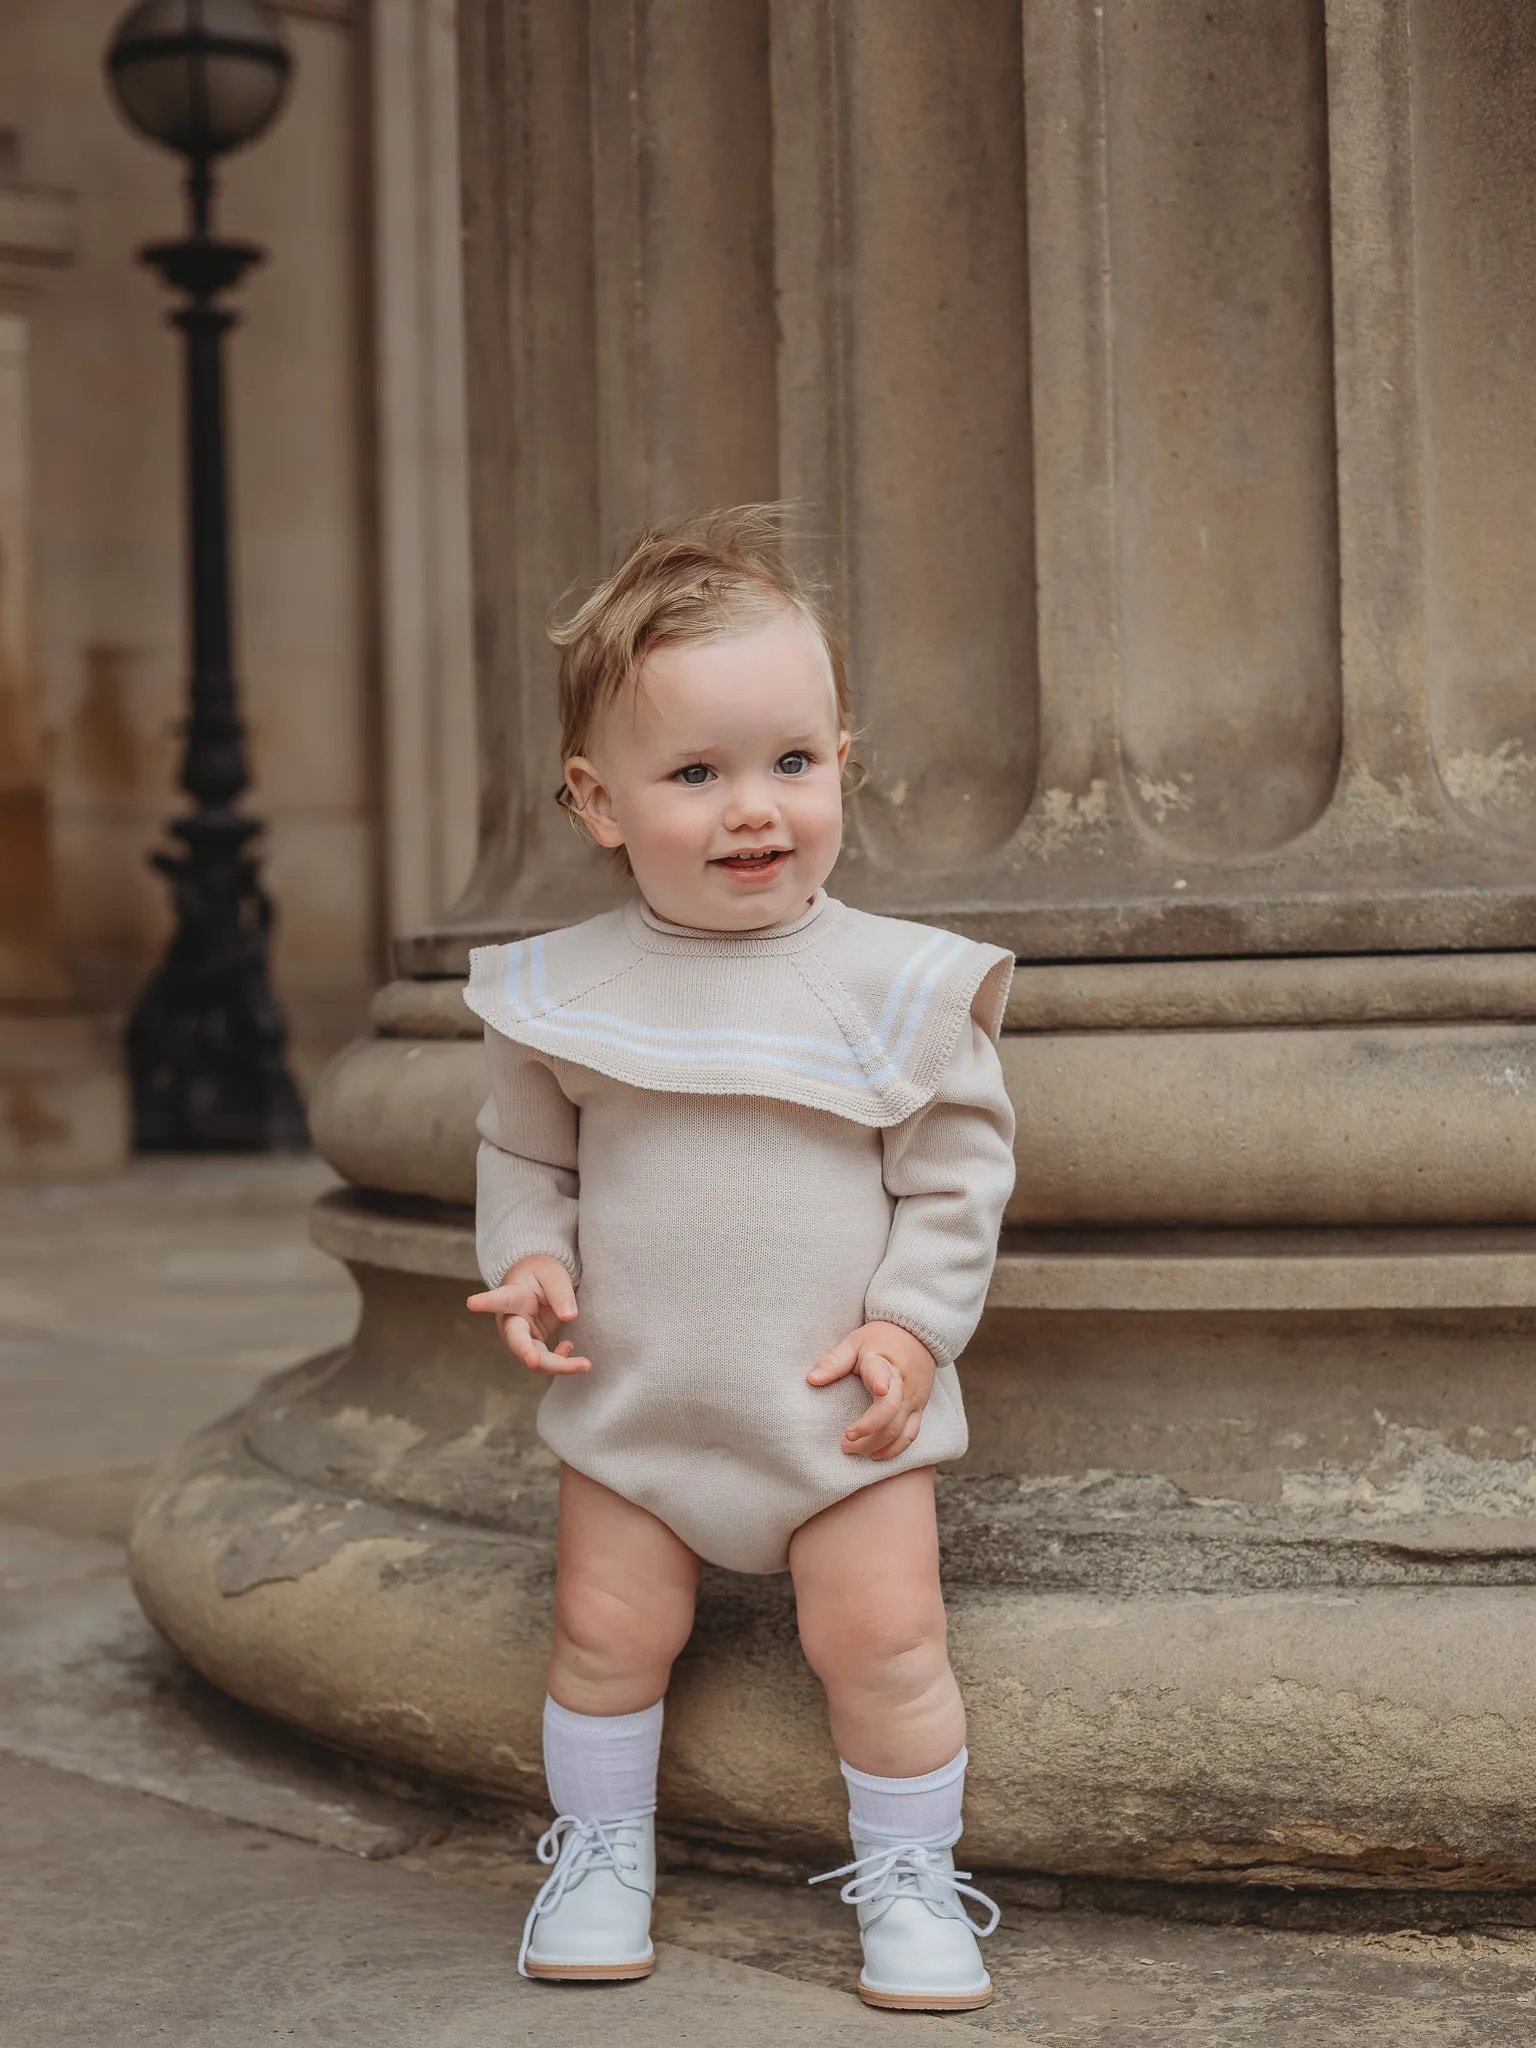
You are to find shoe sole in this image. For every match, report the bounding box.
[859,1983,994,2012]
[524,1957,655,1983]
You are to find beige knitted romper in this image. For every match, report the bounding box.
[465,891,1016,1574]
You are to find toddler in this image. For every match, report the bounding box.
[466,507,1016,2012]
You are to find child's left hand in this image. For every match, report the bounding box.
[807,1322,937,1461]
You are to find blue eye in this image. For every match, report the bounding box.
[777,752,812,776]
[675,763,714,785]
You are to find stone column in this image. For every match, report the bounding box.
[369,0,478,937]
[0,163,128,1182]
[134,0,1536,1890]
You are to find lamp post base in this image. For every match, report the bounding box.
[125,807,306,1153]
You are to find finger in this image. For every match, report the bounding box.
[847,1401,910,1458]
[513,1323,592,1375]
[532,1348,592,1374]
[844,1384,907,1453]
[807,1333,861,1384]
[847,1354,901,1427]
[514,1327,593,1376]
[500,1315,546,1368]
[542,1273,580,1323]
[871,1413,923,1462]
[856,1348,899,1393]
[468,1287,523,1315]
[844,1375,902,1432]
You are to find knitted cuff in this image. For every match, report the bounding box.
[859,1306,958,1374]
[477,1239,582,1290]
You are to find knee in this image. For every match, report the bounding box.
[552,1575,693,1692]
[798,1594,949,1702]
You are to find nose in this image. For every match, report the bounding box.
[721,774,780,833]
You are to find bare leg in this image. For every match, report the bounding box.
[789,1467,964,1776]
[548,1464,701,1715]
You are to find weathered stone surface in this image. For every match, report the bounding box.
[308,1189,481,1281]
[369,978,481,1039]
[307,1019,1536,1229]
[367,951,1536,1041]
[41,1757,1536,2048]
[0,1532,431,1861]
[282,1204,1536,1585]
[1003,952,1536,1034]
[4,1757,982,2048]
[128,1199,1536,1884]
[307,1037,487,1204]
[986,1229,1536,1313]
[393,0,1536,971]
[130,1411,1536,1888]
[309,1185,1536,1313]
[1003,1026,1536,1227]
[0,1155,356,1492]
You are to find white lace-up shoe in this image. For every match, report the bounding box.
[810,1837,999,2011]
[517,1814,656,1981]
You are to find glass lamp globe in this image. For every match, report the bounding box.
[105,0,292,160]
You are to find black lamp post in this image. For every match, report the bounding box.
[105,0,306,1151]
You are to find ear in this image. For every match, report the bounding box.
[836,730,852,773]
[562,756,625,849]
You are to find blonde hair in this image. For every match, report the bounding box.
[551,505,850,827]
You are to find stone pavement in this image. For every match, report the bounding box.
[1,1753,962,2048]
[4,1159,1536,2044]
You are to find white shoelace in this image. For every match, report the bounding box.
[516,1814,647,1977]
[809,1842,1001,1936]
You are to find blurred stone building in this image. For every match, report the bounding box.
[0,0,475,1176]
[14,0,1536,1899]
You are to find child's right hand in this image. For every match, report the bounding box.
[467,1256,592,1374]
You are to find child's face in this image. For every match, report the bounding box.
[564,607,851,931]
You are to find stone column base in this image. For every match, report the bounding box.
[128,1194,1536,1888]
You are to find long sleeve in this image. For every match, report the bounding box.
[861,1015,1016,1370]
[475,1029,581,1287]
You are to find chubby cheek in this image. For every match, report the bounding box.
[619,787,718,874]
[784,779,844,867]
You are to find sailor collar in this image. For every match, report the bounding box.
[463,894,1013,1129]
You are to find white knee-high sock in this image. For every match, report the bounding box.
[543,1696,664,1821]
[841,1747,968,1852]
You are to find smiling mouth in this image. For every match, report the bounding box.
[712,847,790,881]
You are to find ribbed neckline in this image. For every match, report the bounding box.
[627,888,833,956]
